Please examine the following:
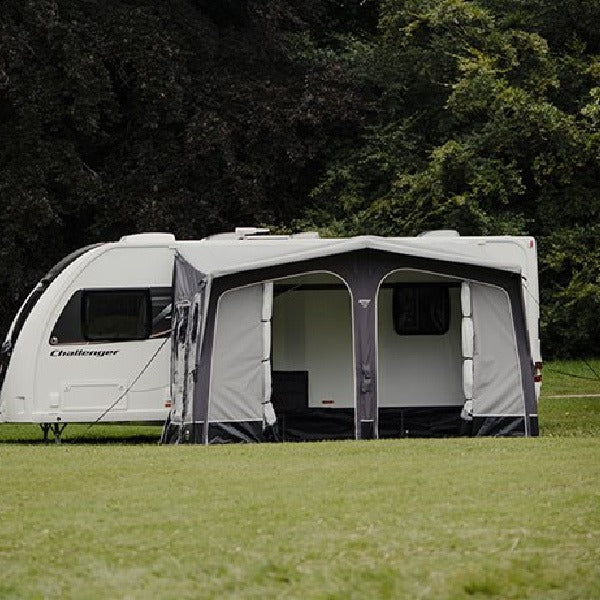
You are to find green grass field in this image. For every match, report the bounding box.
[0,361,599,599]
[542,358,600,397]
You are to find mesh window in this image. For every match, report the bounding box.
[393,285,450,335]
[83,290,150,341]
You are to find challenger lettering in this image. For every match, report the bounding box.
[50,349,119,357]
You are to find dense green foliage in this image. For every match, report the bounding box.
[1,0,599,357]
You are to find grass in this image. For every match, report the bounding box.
[542,358,600,397]
[0,423,163,444]
[0,361,599,599]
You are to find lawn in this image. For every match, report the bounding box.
[542,358,600,397]
[0,361,599,599]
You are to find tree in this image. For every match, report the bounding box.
[298,0,600,357]
[0,0,376,338]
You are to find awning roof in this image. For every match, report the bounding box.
[175,235,523,278]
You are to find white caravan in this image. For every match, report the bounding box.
[0,229,542,442]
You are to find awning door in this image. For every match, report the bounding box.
[207,281,275,436]
[470,283,526,420]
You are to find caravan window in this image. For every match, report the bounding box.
[50,290,84,344]
[83,290,150,341]
[150,288,172,338]
[392,284,450,335]
[50,287,172,344]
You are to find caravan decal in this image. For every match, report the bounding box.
[50,349,119,357]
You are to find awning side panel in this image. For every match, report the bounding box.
[208,284,264,425]
[173,253,205,306]
[472,284,524,417]
[163,253,206,443]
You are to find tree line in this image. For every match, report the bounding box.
[1,0,599,357]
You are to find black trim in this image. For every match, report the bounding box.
[172,412,536,444]
[179,421,264,444]
[6,243,103,347]
[173,411,357,444]
[275,408,355,442]
[529,415,539,436]
[360,421,375,439]
[379,406,463,437]
[472,416,527,436]
[208,421,263,443]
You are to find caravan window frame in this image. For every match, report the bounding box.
[49,287,173,345]
[81,288,152,342]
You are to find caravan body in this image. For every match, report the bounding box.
[0,234,176,425]
[0,231,541,439]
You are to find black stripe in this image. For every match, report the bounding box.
[472,416,528,436]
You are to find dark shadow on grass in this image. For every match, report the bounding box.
[0,424,163,445]
[0,434,162,445]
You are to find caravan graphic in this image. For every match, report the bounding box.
[0,229,542,442]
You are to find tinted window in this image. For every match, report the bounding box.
[50,288,172,344]
[393,285,450,335]
[50,291,84,344]
[150,288,172,338]
[83,290,150,341]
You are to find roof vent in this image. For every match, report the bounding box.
[418,230,460,237]
[235,227,270,239]
[119,233,176,245]
[205,232,237,240]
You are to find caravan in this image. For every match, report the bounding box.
[0,229,542,442]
